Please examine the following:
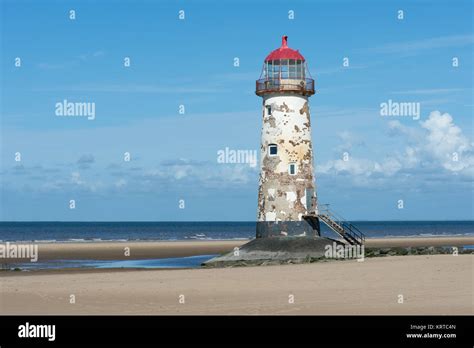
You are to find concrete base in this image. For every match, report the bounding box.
[256,220,319,238]
[202,236,345,268]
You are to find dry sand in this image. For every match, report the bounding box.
[1,237,472,315]
[1,254,472,315]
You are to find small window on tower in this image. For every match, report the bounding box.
[268,144,278,156]
[266,105,272,116]
[289,163,297,175]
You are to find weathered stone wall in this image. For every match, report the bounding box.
[256,93,318,238]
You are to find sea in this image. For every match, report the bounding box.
[0,221,473,242]
[1,221,471,270]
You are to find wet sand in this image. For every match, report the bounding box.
[1,236,472,263]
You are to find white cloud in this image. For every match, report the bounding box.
[67,171,103,192]
[115,178,127,188]
[335,131,365,152]
[387,119,421,139]
[420,111,473,172]
[3,109,470,194]
[318,110,473,185]
[142,160,257,187]
[318,157,401,177]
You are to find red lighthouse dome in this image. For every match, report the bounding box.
[265,36,305,62]
[256,35,314,97]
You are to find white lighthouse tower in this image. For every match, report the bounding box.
[255,36,320,239]
[204,37,365,266]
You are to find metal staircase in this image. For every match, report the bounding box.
[306,204,365,245]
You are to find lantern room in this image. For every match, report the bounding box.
[256,36,315,96]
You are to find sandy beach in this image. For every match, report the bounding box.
[0,240,244,263]
[0,237,472,315]
[1,236,472,263]
[0,254,472,315]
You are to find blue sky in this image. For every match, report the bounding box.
[1,0,473,221]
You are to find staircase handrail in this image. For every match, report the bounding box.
[317,204,365,245]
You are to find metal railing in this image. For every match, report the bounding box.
[318,204,365,245]
[256,78,315,96]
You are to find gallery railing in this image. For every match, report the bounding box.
[256,78,315,96]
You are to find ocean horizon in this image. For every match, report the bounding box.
[0,221,472,243]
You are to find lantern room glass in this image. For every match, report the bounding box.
[265,59,305,80]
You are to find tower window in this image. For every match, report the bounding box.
[266,105,272,116]
[289,163,298,175]
[268,144,278,156]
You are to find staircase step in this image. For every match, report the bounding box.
[317,208,365,246]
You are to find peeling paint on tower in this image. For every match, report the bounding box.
[255,36,320,238]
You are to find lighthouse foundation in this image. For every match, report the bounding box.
[202,236,344,268]
[256,220,319,238]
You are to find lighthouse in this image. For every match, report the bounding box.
[203,36,365,267]
[255,35,320,239]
